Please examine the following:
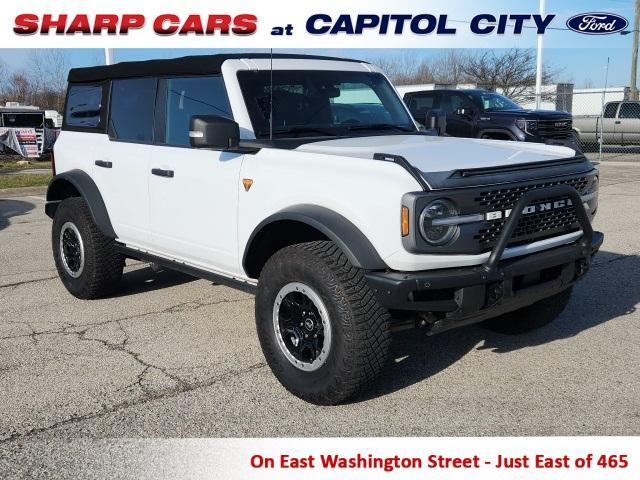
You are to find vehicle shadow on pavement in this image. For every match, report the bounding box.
[359,250,639,402]
[0,199,35,231]
[113,264,197,296]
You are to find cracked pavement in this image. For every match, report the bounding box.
[0,162,639,478]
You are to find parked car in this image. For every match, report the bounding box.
[402,88,578,147]
[47,54,602,404]
[573,101,640,150]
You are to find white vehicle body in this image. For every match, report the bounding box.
[47,54,603,404]
[52,55,588,285]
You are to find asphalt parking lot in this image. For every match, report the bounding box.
[1,161,639,475]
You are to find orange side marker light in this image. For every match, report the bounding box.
[401,206,410,237]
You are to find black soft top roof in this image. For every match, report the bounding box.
[68,53,366,83]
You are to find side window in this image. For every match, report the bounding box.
[109,78,157,143]
[440,92,472,115]
[604,103,620,118]
[163,76,232,147]
[407,93,437,116]
[65,84,103,128]
[618,102,640,119]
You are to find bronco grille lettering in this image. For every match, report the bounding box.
[485,198,573,221]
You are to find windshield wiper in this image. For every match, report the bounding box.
[347,123,415,133]
[257,126,338,138]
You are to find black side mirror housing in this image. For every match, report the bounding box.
[189,115,240,150]
[424,109,447,136]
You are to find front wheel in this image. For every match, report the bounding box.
[481,287,573,334]
[255,241,391,405]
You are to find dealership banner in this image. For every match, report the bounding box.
[61,437,638,479]
[0,127,39,158]
[2,0,633,48]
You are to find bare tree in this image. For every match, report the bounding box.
[368,52,436,85]
[370,49,558,102]
[0,60,6,103]
[460,49,555,101]
[29,49,70,111]
[3,72,33,105]
[427,50,471,85]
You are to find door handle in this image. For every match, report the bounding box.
[615,121,622,124]
[95,160,112,168]
[151,168,174,178]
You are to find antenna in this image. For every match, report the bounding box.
[269,48,274,141]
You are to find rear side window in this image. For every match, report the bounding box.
[604,102,620,118]
[65,84,103,128]
[109,78,157,143]
[162,76,232,147]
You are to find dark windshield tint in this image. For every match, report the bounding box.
[469,91,522,111]
[237,70,415,138]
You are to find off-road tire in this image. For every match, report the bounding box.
[255,241,391,405]
[481,286,573,334]
[52,197,124,299]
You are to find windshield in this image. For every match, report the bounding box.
[237,70,416,138]
[469,92,522,112]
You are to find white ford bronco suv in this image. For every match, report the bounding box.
[47,54,603,404]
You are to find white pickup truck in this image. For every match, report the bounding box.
[573,100,640,149]
[46,54,602,404]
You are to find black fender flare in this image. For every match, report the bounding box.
[243,205,388,273]
[45,169,116,239]
[476,129,518,141]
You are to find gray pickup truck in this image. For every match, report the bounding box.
[573,101,640,149]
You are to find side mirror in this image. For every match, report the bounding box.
[189,115,239,150]
[424,109,447,136]
[455,107,473,117]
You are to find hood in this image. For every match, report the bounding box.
[296,134,576,172]
[486,109,571,119]
[295,134,586,190]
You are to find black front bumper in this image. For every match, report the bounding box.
[366,184,604,334]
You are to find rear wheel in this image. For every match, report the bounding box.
[255,241,391,405]
[52,197,124,299]
[481,287,573,334]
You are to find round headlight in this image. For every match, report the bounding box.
[419,199,459,245]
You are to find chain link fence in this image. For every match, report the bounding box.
[518,87,639,160]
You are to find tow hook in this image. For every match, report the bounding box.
[576,258,590,278]
[486,281,505,307]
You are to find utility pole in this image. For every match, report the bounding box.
[105,48,115,66]
[535,0,546,109]
[631,0,640,99]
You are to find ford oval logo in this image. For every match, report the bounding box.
[566,12,628,35]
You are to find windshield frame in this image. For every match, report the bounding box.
[236,69,418,139]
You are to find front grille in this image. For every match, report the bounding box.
[473,176,591,250]
[537,118,573,139]
[474,207,579,247]
[476,176,589,211]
